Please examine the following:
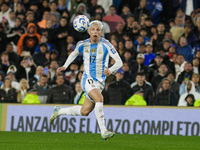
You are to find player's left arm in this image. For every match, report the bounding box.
[104,45,123,77]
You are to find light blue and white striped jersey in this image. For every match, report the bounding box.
[63,37,122,82]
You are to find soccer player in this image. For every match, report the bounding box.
[50,20,123,140]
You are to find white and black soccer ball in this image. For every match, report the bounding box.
[73,15,90,32]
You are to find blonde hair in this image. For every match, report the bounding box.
[19,78,29,89]
[17,78,29,103]
[88,20,103,31]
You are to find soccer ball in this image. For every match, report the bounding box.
[73,15,90,32]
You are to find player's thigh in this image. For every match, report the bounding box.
[88,88,104,103]
[81,97,95,116]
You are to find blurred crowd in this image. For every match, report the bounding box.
[0,0,200,107]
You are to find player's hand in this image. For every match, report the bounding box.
[56,67,66,73]
[103,69,111,77]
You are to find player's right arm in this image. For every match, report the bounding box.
[57,41,83,73]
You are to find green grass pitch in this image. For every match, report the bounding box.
[0,131,200,150]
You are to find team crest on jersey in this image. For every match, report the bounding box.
[98,49,102,54]
[85,49,89,53]
[91,48,96,54]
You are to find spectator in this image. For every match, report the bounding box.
[70,3,91,23]
[154,78,178,106]
[174,54,186,80]
[131,71,154,105]
[134,0,151,23]
[179,73,200,95]
[33,43,49,66]
[37,10,50,29]
[122,62,135,84]
[17,78,29,103]
[168,44,177,61]
[34,74,50,104]
[29,3,40,22]
[0,78,17,103]
[185,94,195,106]
[65,61,79,85]
[93,5,105,16]
[22,88,40,104]
[106,68,132,105]
[164,31,176,44]
[0,51,14,74]
[182,23,198,48]
[159,49,175,73]
[125,89,147,106]
[178,80,200,106]
[88,0,98,17]
[121,50,135,67]
[49,1,61,23]
[29,66,44,88]
[144,42,156,66]
[15,2,25,16]
[177,36,193,62]
[161,39,171,53]
[151,63,168,92]
[16,54,36,82]
[174,0,200,17]
[134,35,144,50]
[117,41,125,56]
[74,81,85,104]
[47,74,74,104]
[120,4,132,23]
[0,2,11,22]
[192,57,200,74]
[38,1,50,19]
[69,0,87,17]
[166,71,180,98]
[103,5,125,33]
[118,0,140,14]
[7,11,15,28]
[177,62,193,84]
[17,23,41,55]
[146,0,162,25]
[139,28,150,44]
[193,17,200,40]
[57,0,68,13]
[22,11,35,29]
[157,23,166,45]
[123,15,135,33]
[170,16,184,43]
[131,53,149,79]
[35,35,53,53]
[7,17,26,46]
[44,50,61,66]
[48,60,59,84]
[5,70,20,91]
[53,17,69,55]
[41,19,54,43]
[148,53,163,81]
[5,43,19,64]
[124,39,137,60]
[97,0,112,14]
[113,22,124,41]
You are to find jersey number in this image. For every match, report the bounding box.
[90,56,96,63]
[87,79,94,84]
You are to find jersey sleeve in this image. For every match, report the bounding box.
[104,40,123,73]
[62,41,84,69]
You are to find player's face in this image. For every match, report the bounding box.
[89,25,102,44]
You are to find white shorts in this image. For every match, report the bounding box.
[81,77,105,102]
